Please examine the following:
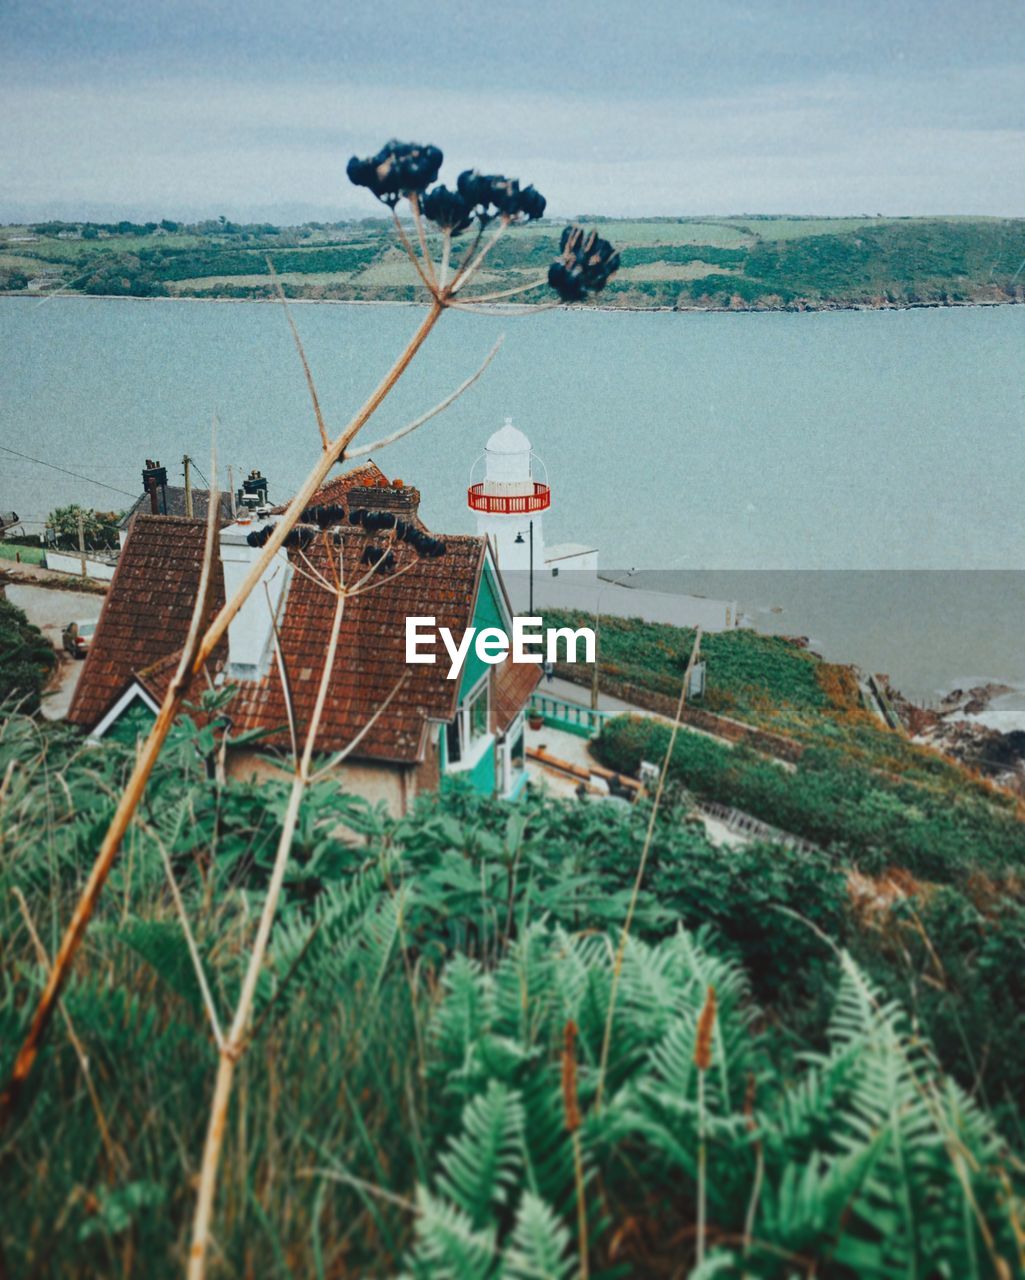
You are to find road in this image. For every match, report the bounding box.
[5,583,104,720]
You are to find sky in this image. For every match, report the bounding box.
[2,0,1024,222]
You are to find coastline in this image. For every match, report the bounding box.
[1,291,1021,315]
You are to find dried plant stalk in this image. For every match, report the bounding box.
[694,984,717,1268]
[188,562,348,1278]
[12,888,121,1175]
[188,567,411,1278]
[0,465,223,1121]
[0,300,445,1125]
[562,1020,588,1280]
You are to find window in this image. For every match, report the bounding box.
[446,716,462,765]
[445,675,492,771]
[468,681,489,743]
[497,712,526,797]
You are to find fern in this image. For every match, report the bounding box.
[500,1193,575,1280]
[436,1082,525,1227]
[112,919,206,1015]
[406,1187,497,1280]
[430,953,496,1090]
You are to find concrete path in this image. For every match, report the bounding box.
[540,673,644,717]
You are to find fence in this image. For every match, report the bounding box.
[529,691,608,739]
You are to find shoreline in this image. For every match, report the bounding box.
[1,292,1021,316]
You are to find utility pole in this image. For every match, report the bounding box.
[591,589,602,712]
[183,454,193,518]
[77,508,86,579]
[528,519,534,615]
[227,465,236,519]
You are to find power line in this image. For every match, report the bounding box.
[0,444,137,499]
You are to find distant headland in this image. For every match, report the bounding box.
[2,214,1023,312]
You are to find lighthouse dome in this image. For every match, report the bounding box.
[484,417,533,487]
[486,417,531,455]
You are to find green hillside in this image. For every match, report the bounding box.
[2,703,1024,1275]
[2,213,1023,309]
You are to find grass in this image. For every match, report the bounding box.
[0,543,45,564]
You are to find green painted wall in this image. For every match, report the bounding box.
[458,564,507,700]
[467,740,497,794]
[442,738,497,796]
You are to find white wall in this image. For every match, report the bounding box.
[44,550,117,582]
[476,513,545,576]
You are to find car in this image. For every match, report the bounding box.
[62,620,97,658]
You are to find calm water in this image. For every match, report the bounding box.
[2,297,1024,701]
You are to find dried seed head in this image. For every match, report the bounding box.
[346,140,443,205]
[694,985,717,1072]
[422,184,475,235]
[549,224,620,302]
[561,1019,581,1133]
[743,1071,757,1130]
[456,169,547,223]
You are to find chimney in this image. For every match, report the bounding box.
[142,459,168,515]
[219,517,291,680]
[236,469,270,516]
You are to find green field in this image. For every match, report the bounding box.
[2,213,1024,309]
[0,542,45,564]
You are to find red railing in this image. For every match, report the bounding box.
[467,482,551,514]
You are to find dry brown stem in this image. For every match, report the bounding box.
[2,298,445,1121]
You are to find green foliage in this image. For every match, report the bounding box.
[0,599,56,711]
[1,714,1023,1276]
[46,503,122,549]
[596,713,1025,883]
[547,608,827,711]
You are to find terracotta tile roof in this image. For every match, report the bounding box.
[69,466,531,767]
[270,461,389,514]
[67,516,225,729]
[223,529,485,762]
[493,657,541,734]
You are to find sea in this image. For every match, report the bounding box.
[2,296,1024,716]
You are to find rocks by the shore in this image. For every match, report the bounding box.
[887,679,1025,791]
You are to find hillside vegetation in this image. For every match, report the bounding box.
[3,214,1024,310]
[2,701,1024,1276]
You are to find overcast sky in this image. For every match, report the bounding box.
[2,0,1024,221]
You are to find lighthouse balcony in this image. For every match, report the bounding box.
[467,481,551,514]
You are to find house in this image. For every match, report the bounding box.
[68,462,538,812]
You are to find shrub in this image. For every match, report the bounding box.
[0,600,56,711]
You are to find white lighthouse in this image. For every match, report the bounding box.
[468,419,598,605]
[468,418,550,574]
